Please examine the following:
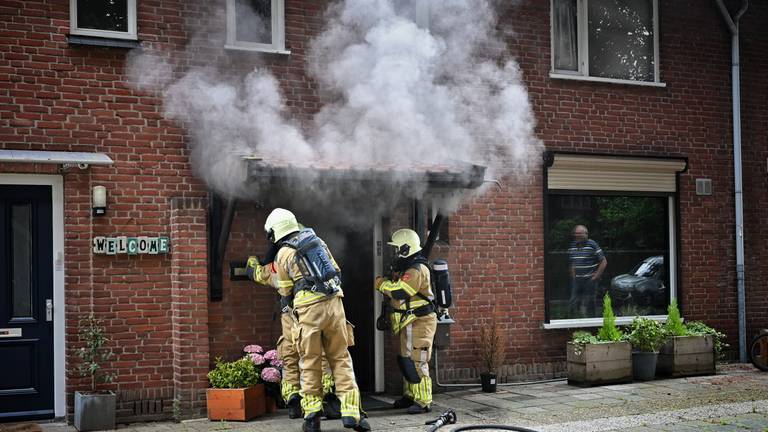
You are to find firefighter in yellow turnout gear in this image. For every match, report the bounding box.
[375,229,437,414]
[246,256,342,420]
[264,208,370,432]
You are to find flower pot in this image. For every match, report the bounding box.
[480,372,497,393]
[206,384,265,421]
[567,341,632,386]
[632,351,658,381]
[265,395,278,414]
[74,391,116,432]
[657,335,715,377]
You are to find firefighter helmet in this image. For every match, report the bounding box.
[387,228,422,258]
[264,208,300,243]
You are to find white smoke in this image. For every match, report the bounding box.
[125,0,541,206]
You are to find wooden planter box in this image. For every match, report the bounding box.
[206,384,265,421]
[567,341,632,386]
[657,335,715,377]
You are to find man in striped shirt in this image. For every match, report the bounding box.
[568,225,607,317]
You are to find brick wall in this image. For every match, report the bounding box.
[2,0,768,422]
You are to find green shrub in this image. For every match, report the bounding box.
[76,314,116,392]
[207,357,260,389]
[597,294,623,342]
[686,321,728,361]
[571,330,600,346]
[666,299,687,337]
[627,317,668,353]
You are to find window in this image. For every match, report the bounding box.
[544,154,686,328]
[550,0,662,86]
[226,0,287,54]
[70,0,137,40]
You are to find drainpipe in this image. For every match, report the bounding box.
[715,0,749,363]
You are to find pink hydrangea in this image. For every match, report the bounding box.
[270,358,284,368]
[249,353,265,365]
[264,349,278,362]
[261,367,281,383]
[243,345,263,354]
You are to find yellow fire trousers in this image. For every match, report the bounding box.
[296,296,360,420]
[400,313,437,407]
[279,310,337,403]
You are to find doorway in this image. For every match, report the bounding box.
[0,185,55,421]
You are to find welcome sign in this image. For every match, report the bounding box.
[93,236,170,255]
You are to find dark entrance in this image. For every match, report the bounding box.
[0,185,54,421]
[300,216,375,393]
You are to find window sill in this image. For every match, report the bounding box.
[67,35,140,49]
[543,315,668,329]
[224,45,291,55]
[549,73,667,88]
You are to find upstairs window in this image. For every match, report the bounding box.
[550,0,661,85]
[226,0,287,53]
[70,0,137,40]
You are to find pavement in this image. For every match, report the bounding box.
[39,364,768,432]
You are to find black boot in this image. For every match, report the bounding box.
[406,403,431,414]
[392,396,413,409]
[322,393,342,419]
[342,416,371,432]
[302,413,321,432]
[287,394,303,419]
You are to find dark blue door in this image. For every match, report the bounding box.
[0,185,54,421]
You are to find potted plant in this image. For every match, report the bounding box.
[657,300,719,377]
[74,314,117,432]
[626,317,667,381]
[249,345,283,413]
[567,294,632,386]
[477,309,506,392]
[206,344,282,421]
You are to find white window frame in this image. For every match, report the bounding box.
[69,0,137,40]
[225,0,289,54]
[549,0,665,87]
[543,196,676,329]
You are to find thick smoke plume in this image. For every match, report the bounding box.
[126,0,541,217]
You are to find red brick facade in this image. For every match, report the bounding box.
[1,0,766,423]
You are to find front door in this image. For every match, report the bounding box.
[0,185,54,421]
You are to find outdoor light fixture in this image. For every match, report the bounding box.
[92,185,107,216]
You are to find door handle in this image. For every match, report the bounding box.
[46,299,53,322]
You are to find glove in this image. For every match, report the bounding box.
[246,256,261,281]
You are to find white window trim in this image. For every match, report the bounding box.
[225,0,290,55]
[544,195,678,329]
[69,0,138,40]
[549,0,664,87]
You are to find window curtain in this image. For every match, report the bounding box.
[553,0,579,71]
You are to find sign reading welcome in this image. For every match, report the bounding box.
[93,236,170,255]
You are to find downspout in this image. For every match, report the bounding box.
[715,0,749,363]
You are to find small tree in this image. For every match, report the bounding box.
[478,308,507,374]
[665,299,686,337]
[76,314,116,392]
[597,294,623,342]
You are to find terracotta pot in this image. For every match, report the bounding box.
[206,384,265,421]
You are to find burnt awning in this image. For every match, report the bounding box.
[244,157,487,190]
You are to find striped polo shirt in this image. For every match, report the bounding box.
[568,239,605,279]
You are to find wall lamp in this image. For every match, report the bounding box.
[92,185,107,216]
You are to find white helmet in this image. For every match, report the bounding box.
[264,208,300,243]
[387,228,422,258]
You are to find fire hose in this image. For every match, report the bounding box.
[425,410,541,432]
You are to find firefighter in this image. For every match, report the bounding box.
[263,208,369,432]
[375,228,437,414]
[246,251,342,420]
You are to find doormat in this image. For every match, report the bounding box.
[0,424,42,432]
[361,395,393,412]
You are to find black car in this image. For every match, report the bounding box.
[609,255,667,307]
